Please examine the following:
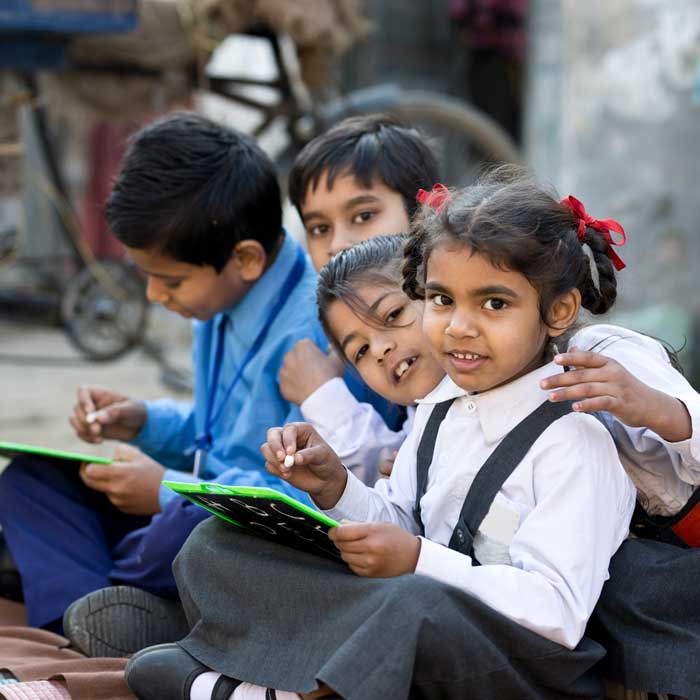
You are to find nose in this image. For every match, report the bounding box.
[445,308,479,339]
[328,226,355,258]
[370,332,395,363]
[146,277,169,305]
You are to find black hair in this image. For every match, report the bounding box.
[289,114,440,220]
[403,167,619,326]
[317,234,409,355]
[106,111,282,272]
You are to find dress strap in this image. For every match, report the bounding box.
[412,398,456,536]
[448,399,574,562]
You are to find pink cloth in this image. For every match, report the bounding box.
[0,681,71,700]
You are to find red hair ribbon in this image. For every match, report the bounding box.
[416,183,450,211]
[560,195,627,271]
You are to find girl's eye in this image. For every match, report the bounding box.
[307,224,330,237]
[165,281,182,290]
[483,298,507,311]
[385,306,403,324]
[354,344,369,363]
[431,294,452,307]
[352,211,376,225]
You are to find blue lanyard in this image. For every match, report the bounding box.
[192,245,307,476]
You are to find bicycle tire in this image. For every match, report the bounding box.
[317,85,522,186]
[61,260,149,362]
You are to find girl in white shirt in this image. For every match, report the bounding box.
[125,171,638,700]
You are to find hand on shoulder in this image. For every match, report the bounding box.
[279,339,344,405]
[540,349,692,442]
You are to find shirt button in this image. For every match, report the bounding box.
[465,400,477,413]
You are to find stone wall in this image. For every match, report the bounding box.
[527,0,700,381]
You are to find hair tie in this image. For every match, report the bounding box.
[560,195,627,271]
[416,183,451,212]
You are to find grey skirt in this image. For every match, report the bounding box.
[588,537,700,700]
[174,517,606,700]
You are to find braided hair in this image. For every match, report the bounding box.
[403,167,619,328]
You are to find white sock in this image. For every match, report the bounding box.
[232,682,301,700]
[190,671,222,700]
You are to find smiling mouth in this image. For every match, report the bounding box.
[393,356,417,383]
[450,351,482,361]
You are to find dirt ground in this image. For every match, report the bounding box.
[0,310,193,463]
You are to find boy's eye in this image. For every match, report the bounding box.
[430,294,452,307]
[354,344,369,363]
[483,298,507,311]
[164,280,182,290]
[307,224,330,237]
[352,211,376,225]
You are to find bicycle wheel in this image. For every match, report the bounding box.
[316,85,522,187]
[61,260,149,362]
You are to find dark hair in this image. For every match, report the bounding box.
[403,167,619,324]
[317,234,409,354]
[289,114,440,220]
[106,111,282,272]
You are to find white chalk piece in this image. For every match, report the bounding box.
[86,412,98,424]
[284,455,295,468]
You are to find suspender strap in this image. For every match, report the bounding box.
[448,399,575,559]
[412,399,456,535]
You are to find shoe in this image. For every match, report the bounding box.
[126,643,240,700]
[63,586,190,658]
[0,532,22,603]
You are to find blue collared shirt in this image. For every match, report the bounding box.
[132,232,324,508]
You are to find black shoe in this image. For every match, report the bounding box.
[0,531,23,603]
[63,586,190,658]
[126,643,241,700]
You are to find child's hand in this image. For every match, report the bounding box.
[541,349,692,442]
[70,385,147,444]
[279,340,344,405]
[79,444,165,515]
[378,450,399,478]
[329,522,421,577]
[261,422,347,509]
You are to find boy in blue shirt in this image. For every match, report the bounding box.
[0,112,323,640]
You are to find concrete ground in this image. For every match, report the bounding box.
[0,310,193,464]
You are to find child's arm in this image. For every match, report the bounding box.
[263,419,422,529]
[280,340,408,480]
[541,326,700,477]
[411,414,635,649]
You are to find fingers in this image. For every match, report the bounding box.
[77,386,97,416]
[79,462,114,491]
[541,367,609,391]
[553,350,608,370]
[69,414,102,444]
[328,522,371,543]
[568,396,616,413]
[112,443,140,461]
[378,459,393,478]
[293,444,331,467]
[547,382,612,404]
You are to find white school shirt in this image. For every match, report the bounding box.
[323,362,636,649]
[301,377,413,484]
[568,324,700,515]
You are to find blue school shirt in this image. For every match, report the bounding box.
[131,232,324,508]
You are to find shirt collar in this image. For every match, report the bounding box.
[417,362,566,444]
[219,230,305,346]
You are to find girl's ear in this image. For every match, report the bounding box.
[232,240,267,283]
[546,288,581,338]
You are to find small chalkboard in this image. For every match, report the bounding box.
[0,441,112,465]
[164,481,343,563]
